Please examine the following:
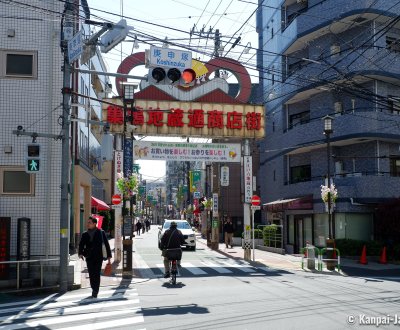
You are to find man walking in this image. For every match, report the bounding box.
[79,217,112,298]
[224,216,234,248]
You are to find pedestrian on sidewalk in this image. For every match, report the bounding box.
[78,216,111,298]
[136,221,142,236]
[145,218,150,232]
[224,216,234,248]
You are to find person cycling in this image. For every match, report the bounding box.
[160,221,185,278]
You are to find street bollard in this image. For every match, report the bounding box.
[306,244,316,270]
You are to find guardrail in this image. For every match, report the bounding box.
[0,258,59,290]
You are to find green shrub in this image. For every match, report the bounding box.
[335,239,384,256]
[263,225,281,247]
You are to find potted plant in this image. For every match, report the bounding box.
[116,174,138,198]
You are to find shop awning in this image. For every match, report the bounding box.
[91,196,110,211]
[263,198,300,206]
[264,195,314,211]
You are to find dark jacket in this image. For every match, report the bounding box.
[79,229,111,261]
[224,222,234,234]
[161,228,185,249]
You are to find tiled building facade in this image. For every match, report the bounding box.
[0,0,111,285]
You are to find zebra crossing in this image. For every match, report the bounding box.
[0,286,145,330]
[146,259,277,278]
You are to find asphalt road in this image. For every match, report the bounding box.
[1,228,400,330]
[132,227,400,330]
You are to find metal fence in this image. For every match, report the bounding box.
[0,258,59,290]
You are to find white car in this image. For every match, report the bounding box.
[158,220,196,251]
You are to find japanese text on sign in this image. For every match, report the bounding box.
[133,141,241,163]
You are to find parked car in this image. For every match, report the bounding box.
[158,219,196,251]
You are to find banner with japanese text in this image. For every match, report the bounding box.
[102,99,265,139]
[132,141,241,162]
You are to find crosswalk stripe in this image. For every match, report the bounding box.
[221,261,255,273]
[0,287,137,311]
[60,315,145,330]
[180,262,207,275]
[1,308,143,330]
[200,261,233,273]
[0,298,140,321]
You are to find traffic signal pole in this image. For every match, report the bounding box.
[59,0,74,293]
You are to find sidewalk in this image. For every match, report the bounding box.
[195,233,400,277]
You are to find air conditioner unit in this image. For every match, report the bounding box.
[334,101,343,114]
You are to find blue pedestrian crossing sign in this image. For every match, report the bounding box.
[26,158,40,173]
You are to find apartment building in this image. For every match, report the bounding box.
[257,0,400,253]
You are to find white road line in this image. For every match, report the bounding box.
[257,266,278,273]
[0,287,137,310]
[0,298,140,320]
[221,261,255,273]
[180,262,207,275]
[200,261,233,273]
[1,308,143,330]
[61,315,145,330]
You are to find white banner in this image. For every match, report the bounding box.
[212,193,219,215]
[244,156,252,203]
[132,141,241,163]
[114,151,123,193]
[220,166,229,186]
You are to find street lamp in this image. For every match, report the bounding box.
[323,115,334,239]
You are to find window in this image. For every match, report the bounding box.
[289,111,310,129]
[1,50,37,78]
[0,167,35,195]
[290,165,311,184]
[390,157,400,176]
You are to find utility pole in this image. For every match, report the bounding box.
[214,29,221,78]
[243,139,252,261]
[59,0,74,293]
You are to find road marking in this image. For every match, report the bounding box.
[200,261,233,273]
[0,297,140,319]
[257,266,279,273]
[2,308,143,329]
[180,262,207,275]
[0,287,137,311]
[221,261,255,273]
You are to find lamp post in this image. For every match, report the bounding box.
[323,115,334,239]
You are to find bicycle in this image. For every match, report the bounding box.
[165,248,182,285]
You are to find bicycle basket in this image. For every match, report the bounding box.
[166,249,182,261]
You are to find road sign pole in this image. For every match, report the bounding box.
[252,207,255,262]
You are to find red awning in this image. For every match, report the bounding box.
[91,196,110,211]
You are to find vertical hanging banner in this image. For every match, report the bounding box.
[220,166,229,186]
[190,170,201,192]
[212,193,219,215]
[114,150,123,194]
[244,156,252,203]
[124,139,133,177]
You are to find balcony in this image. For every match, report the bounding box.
[296,0,400,38]
[279,109,400,154]
[280,47,400,103]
